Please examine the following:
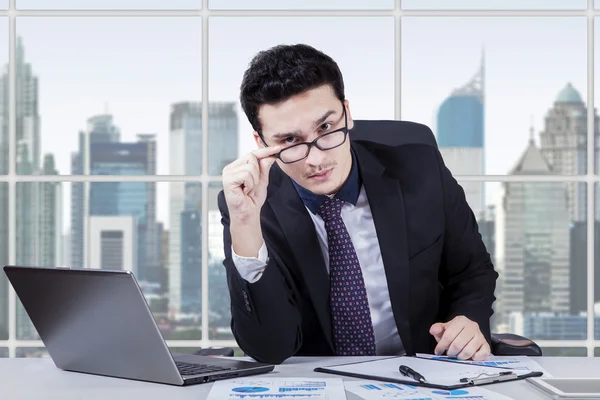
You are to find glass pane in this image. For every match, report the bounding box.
[0,18,7,175]
[16,180,66,339]
[461,182,585,340]
[166,182,201,340]
[0,183,6,340]
[595,18,600,175]
[403,17,587,175]
[210,0,392,9]
[402,0,585,9]
[18,0,201,10]
[0,348,6,357]
[542,347,586,357]
[16,17,201,175]
[208,182,230,340]
[0,1,6,8]
[595,184,600,340]
[209,17,394,167]
[16,348,48,357]
[15,181,202,341]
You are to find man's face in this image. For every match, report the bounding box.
[254,84,354,195]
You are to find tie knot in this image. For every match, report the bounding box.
[317,196,344,221]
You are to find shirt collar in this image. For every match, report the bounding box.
[292,149,361,215]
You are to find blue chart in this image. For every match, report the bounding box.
[279,387,323,392]
[232,387,270,393]
[432,389,470,396]
[229,395,323,399]
[362,383,406,390]
[430,357,520,369]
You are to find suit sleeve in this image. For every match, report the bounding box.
[434,150,499,344]
[218,190,303,364]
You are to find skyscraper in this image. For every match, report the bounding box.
[71,114,121,269]
[169,102,202,316]
[169,101,237,317]
[437,51,484,218]
[539,83,599,222]
[495,135,570,327]
[0,37,41,338]
[71,121,159,284]
[208,103,238,176]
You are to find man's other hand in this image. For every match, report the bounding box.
[429,316,490,361]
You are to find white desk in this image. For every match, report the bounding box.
[1,356,599,399]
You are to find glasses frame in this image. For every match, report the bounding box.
[259,103,349,164]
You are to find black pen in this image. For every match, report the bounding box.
[399,365,426,383]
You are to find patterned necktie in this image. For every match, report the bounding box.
[317,196,376,356]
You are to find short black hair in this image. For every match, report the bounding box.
[240,44,345,135]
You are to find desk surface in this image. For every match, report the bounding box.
[2,356,599,399]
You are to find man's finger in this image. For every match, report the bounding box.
[456,336,481,360]
[434,322,464,356]
[446,328,475,358]
[471,343,491,361]
[429,323,445,343]
[258,156,278,183]
[252,145,282,160]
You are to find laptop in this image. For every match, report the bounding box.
[3,265,274,386]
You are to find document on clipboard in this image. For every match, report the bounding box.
[314,356,544,390]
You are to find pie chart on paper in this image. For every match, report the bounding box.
[431,389,470,396]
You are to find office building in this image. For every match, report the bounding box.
[168,101,238,317]
[89,216,137,274]
[0,37,41,337]
[570,221,600,315]
[208,102,238,176]
[71,114,121,269]
[495,135,570,326]
[437,52,484,217]
[169,102,202,316]
[539,83,600,222]
[510,312,600,340]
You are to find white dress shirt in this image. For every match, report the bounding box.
[232,186,405,356]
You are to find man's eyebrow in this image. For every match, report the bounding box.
[271,109,337,139]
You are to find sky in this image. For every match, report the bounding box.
[0,14,596,232]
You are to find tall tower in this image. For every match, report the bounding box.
[168,101,237,318]
[437,50,485,218]
[539,83,599,222]
[169,102,202,317]
[495,133,570,326]
[71,114,121,269]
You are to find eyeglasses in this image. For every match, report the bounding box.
[260,105,349,164]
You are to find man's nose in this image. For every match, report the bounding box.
[304,145,327,167]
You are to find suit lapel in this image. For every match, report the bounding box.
[267,170,334,352]
[353,142,413,355]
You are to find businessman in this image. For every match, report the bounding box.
[219,44,498,364]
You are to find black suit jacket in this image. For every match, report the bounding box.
[218,121,498,365]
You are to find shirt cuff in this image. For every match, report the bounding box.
[231,242,269,283]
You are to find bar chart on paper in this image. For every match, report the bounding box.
[345,380,514,400]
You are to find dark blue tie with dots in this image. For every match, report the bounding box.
[317,196,376,356]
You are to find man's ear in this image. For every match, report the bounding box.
[344,99,354,130]
[253,131,264,148]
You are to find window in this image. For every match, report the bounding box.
[401,16,587,175]
[1,1,598,359]
[15,17,201,175]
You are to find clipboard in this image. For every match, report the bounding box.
[313,356,544,390]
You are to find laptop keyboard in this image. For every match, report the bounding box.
[175,361,234,376]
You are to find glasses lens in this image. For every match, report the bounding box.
[279,144,309,163]
[316,129,346,150]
